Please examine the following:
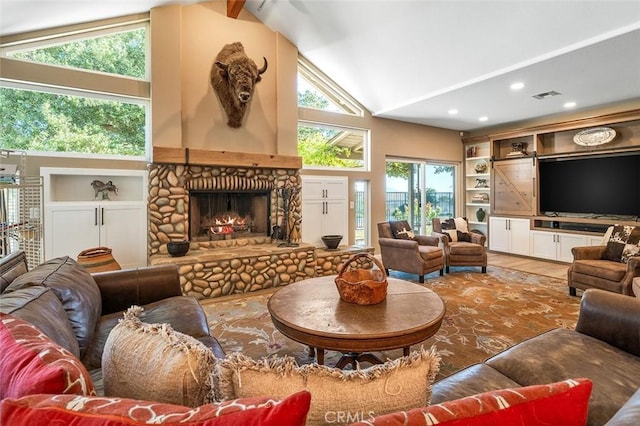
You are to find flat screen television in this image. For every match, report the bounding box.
[538,153,640,218]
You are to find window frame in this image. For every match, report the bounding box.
[297,56,370,172]
[0,18,150,160]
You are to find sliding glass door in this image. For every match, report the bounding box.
[385,158,456,234]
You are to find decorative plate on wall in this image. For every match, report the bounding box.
[573,127,616,146]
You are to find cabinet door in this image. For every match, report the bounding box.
[301,178,326,200]
[101,203,147,269]
[492,159,535,216]
[324,179,348,199]
[45,204,99,260]
[556,233,587,263]
[323,199,348,237]
[489,216,509,252]
[301,200,325,246]
[508,218,531,256]
[530,231,557,260]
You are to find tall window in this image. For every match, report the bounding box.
[297,56,369,171]
[386,158,457,234]
[0,22,149,158]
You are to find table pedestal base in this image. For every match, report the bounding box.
[309,346,411,369]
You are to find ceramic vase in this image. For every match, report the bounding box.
[476,208,486,222]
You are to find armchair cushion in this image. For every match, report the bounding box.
[604,225,640,263]
[572,260,628,282]
[389,220,415,240]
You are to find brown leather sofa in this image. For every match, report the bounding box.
[431,289,640,425]
[0,251,225,394]
[568,245,640,296]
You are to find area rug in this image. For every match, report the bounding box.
[202,265,580,380]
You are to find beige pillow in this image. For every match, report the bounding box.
[218,346,440,426]
[102,306,217,407]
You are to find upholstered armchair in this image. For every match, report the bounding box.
[377,221,444,283]
[568,247,640,297]
[432,217,487,273]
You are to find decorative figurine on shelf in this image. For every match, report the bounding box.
[91,180,118,200]
[475,178,489,188]
[476,208,486,222]
[474,160,488,174]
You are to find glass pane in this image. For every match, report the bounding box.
[298,76,345,113]
[298,123,366,170]
[7,28,147,79]
[387,160,457,235]
[0,87,146,156]
[425,163,455,233]
[354,180,368,245]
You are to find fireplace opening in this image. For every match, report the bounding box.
[189,191,271,242]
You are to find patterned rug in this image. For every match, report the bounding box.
[201,265,580,380]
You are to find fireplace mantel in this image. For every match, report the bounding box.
[153,147,302,170]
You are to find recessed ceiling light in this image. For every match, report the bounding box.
[448,109,458,115]
[564,101,577,108]
[478,116,488,122]
[510,82,525,90]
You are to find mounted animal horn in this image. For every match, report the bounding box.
[258,57,268,75]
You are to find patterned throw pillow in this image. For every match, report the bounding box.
[102,306,217,407]
[0,313,96,399]
[389,220,415,240]
[441,218,471,243]
[604,225,640,263]
[218,346,440,426]
[351,378,592,426]
[0,391,311,426]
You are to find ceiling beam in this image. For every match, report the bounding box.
[227,0,246,19]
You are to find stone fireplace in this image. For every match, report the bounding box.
[147,163,301,255]
[146,148,373,300]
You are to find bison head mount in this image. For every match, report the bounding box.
[210,42,268,128]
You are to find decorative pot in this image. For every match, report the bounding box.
[321,235,343,250]
[476,208,486,222]
[167,241,190,257]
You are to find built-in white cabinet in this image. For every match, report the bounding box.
[489,216,530,256]
[301,175,348,247]
[530,231,587,263]
[42,168,148,268]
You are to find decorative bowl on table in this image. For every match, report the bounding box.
[167,241,190,257]
[321,235,343,250]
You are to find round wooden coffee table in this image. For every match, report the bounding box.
[268,276,445,368]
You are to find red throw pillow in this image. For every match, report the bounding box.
[0,313,96,399]
[350,378,592,426]
[0,391,311,426]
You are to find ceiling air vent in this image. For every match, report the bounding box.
[532,90,562,100]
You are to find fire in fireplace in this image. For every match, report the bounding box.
[189,191,271,242]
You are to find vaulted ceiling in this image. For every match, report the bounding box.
[2,1,639,132]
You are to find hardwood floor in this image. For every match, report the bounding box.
[487,251,569,280]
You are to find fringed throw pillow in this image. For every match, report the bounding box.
[102,306,217,407]
[218,346,440,426]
